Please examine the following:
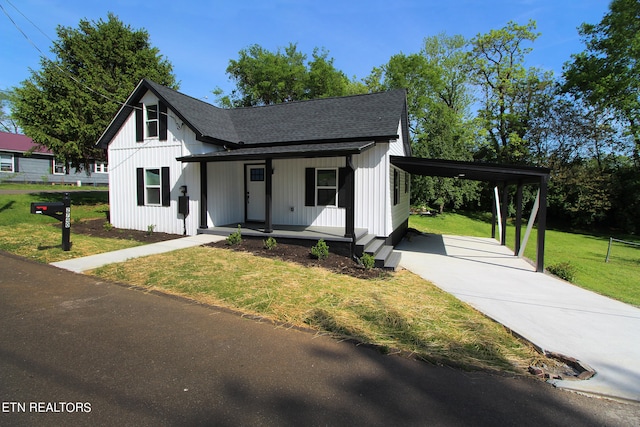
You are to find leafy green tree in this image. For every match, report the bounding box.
[219,43,366,107]
[470,20,553,164]
[562,0,640,165]
[12,13,177,170]
[367,34,479,211]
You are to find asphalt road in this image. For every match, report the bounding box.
[1,251,638,426]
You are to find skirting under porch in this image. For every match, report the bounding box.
[198,223,368,243]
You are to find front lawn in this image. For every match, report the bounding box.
[91,245,546,373]
[0,188,143,263]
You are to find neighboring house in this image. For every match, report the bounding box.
[0,131,109,186]
[97,79,412,268]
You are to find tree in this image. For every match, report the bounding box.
[219,43,366,107]
[366,34,479,211]
[12,13,177,170]
[562,0,640,165]
[470,20,553,164]
[0,89,19,133]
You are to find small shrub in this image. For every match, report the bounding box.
[226,224,242,245]
[547,262,576,282]
[360,253,375,270]
[146,224,155,236]
[103,221,114,231]
[311,239,329,260]
[263,236,277,250]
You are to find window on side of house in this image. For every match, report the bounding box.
[316,168,337,206]
[146,104,159,138]
[94,161,108,174]
[53,159,66,175]
[0,154,13,172]
[136,167,170,207]
[393,168,399,205]
[405,172,409,193]
[145,168,161,205]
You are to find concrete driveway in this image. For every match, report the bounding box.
[396,233,640,403]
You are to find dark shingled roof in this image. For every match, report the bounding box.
[97,79,408,153]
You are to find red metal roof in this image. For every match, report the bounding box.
[0,131,52,155]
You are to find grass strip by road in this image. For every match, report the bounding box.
[0,189,142,263]
[91,245,545,373]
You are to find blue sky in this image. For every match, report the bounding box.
[1,0,611,101]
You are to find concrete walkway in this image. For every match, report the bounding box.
[51,234,225,273]
[396,233,640,403]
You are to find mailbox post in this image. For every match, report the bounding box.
[30,192,71,251]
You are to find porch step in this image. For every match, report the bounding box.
[384,251,402,271]
[355,234,402,271]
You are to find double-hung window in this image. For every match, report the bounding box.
[136,167,170,207]
[316,169,338,206]
[0,154,13,172]
[53,159,66,175]
[146,104,159,138]
[94,161,108,174]
[144,168,161,205]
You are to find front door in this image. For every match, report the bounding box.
[245,165,265,222]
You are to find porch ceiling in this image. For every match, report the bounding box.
[391,156,550,184]
[177,141,375,162]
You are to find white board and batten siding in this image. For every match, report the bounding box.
[205,157,348,228]
[354,120,410,238]
[107,92,210,235]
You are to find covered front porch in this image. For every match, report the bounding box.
[199,223,368,243]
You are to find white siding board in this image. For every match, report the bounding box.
[354,143,389,237]
[107,91,217,236]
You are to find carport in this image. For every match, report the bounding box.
[390,156,551,272]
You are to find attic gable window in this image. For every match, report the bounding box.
[135,101,168,142]
[146,104,159,138]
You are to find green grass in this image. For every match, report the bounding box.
[0,187,142,263]
[92,246,545,372]
[0,182,107,191]
[410,212,640,306]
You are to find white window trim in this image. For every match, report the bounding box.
[53,159,66,175]
[0,153,14,173]
[94,161,108,174]
[145,168,162,206]
[146,104,159,139]
[316,168,338,207]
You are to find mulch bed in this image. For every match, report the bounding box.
[71,219,389,279]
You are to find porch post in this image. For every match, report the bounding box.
[264,158,273,233]
[344,155,355,255]
[536,176,548,273]
[199,161,208,229]
[515,180,523,256]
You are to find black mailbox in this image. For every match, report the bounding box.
[30,192,71,251]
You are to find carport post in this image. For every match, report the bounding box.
[515,181,523,255]
[536,176,548,273]
[500,182,508,246]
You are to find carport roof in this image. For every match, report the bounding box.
[391,156,550,184]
